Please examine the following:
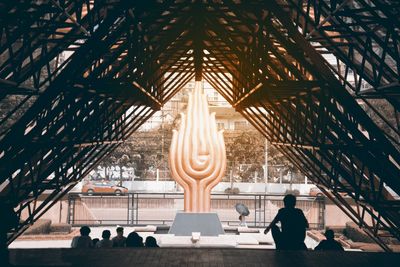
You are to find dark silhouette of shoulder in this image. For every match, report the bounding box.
[315,239,344,251]
[315,229,344,251]
[277,207,308,229]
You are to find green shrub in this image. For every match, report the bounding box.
[50,223,72,233]
[285,189,300,196]
[232,187,240,194]
[24,219,51,235]
[224,187,240,194]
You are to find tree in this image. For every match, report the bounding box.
[97,124,298,183]
[225,130,265,182]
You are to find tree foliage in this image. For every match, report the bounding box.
[96,126,297,183]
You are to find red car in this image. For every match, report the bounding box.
[309,187,324,197]
[309,186,348,197]
[82,181,128,195]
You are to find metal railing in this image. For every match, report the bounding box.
[68,192,325,229]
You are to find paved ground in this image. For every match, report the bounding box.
[10,227,320,250]
[9,248,400,267]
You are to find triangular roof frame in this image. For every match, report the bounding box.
[0,1,399,250]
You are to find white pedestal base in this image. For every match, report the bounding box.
[169,212,225,236]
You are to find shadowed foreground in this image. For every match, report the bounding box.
[9,248,400,267]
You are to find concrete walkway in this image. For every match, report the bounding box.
[9,227,320,250]
[9,248,400,267]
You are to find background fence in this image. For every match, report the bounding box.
[68,192,325,229]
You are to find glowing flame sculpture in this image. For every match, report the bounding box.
[169,81,226,212]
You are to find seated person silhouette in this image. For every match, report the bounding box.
[314,229,344,251]
[71,226,93,248]
[126,232,144,247]
[92,238,100,247]
[264,194,309,250]
[112,226,127,247]
[96,230,113,248]
[145,236,159,248]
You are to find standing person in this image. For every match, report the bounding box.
[112,227,127,247]
[314,229,344,251]
[71,226,93,248]
[264,194,309,250]
[96,230,113,248]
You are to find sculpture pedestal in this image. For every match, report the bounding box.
[169,212,225,236]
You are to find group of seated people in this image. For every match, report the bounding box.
[71,226,159,248]
[72,194,343,251]
[264,194,344,251]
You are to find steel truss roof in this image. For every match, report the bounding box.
[0,0,399,251]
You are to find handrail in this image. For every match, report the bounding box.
[67,192,325,229]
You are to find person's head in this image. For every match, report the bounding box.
[80,226,91,236]
[324,229,335,240]
[126,232,143,247]
[145,236,159,248]
[283,194,296,208]
[116,226,124,237]
[92,238,99,246]
[102,230,111,239]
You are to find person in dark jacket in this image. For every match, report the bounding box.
[71,226,93,248]
[96,230,113,248]
[112,227,127,247]
[314,229,344,251]
[264,194,309,250]
[145,236,159,248]
[126,232,144,247]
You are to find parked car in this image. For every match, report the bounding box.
[82,181,128,195]
[285,189,300,196]
[309,187,324,197]
[309,186,349,197]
